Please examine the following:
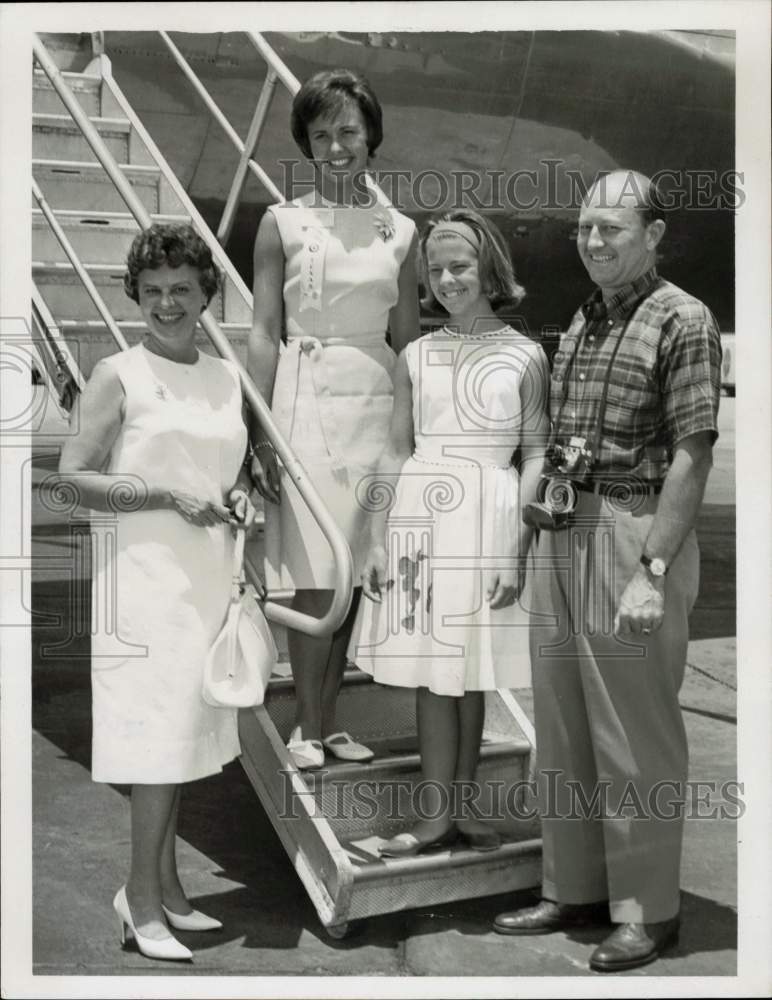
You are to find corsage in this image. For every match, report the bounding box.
[373,210,396,243]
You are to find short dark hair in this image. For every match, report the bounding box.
[291,68,383,159]
[124,223,220,304]
[420,209,525,309]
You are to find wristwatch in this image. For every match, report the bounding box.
[640,554,668,577]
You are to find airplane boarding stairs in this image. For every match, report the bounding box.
[30,36,542,936]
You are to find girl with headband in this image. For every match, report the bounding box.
[350,209,550,856]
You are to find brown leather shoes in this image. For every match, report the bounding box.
[493,898,609,936]
[589,916,680,972]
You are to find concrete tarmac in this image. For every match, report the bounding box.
[30,640,737,979]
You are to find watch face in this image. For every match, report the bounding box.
[650,558,667,577]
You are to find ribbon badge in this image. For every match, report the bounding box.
[299,225,330,313]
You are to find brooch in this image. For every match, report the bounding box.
[154,382,168,400]
[373,210,396,243]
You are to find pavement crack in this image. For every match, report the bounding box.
[686,661,736,691]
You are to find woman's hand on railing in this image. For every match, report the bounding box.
[249,443,281,504]
[168,489,232,527]
[361,544,390,603]
[228,486,257,532]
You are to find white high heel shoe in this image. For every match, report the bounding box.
[113,886,193,961]
[162,903,223,932]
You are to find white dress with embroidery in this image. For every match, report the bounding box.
[349,329,540,696]
[262,183,416,590]
[90,344,245,784]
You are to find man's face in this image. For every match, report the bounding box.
[577,196,660,295]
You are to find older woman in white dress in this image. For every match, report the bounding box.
[248,69,420,769]
[58,224,256,961]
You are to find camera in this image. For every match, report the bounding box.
[523,436,593,531]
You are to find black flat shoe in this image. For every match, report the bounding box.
[589,917,680,972]
[494,898,610,935]
[378,827,458,858]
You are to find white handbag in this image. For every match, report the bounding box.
[202,531,277,708]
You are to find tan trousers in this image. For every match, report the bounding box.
[528,489,699,922]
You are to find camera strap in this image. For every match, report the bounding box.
[551,280,664,459]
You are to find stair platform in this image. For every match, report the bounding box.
[33,68,101,115]
[238,675,541,935]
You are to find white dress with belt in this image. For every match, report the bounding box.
[263,183,416,590]
[90,344,245,784]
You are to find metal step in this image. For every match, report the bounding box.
[32,209,191,263]
[32,159,186,214]
[32,112,153,166]
[50,320,250,377]
[33,68,101,116]
[239,683,540,933]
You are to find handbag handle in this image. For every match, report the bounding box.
[230,530,247,602]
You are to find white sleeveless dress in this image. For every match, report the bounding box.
[262,181,416,590]
[90,343,245,784]
[349,328,540,697]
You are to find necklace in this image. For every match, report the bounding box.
[439,324,514,341]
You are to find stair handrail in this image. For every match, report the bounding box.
[32,33,354,638]
[94,62,253,312]
[246,32,302,96]
[31,285,85,412]
[32,177,130,353]
[157,31,284,214]
[213,31,304,244]
[154,31,292,245]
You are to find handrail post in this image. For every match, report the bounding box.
[158,30,284,203]
[217,69,281,245]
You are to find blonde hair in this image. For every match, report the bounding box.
[420,209,525,309]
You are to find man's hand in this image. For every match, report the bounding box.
[614,563,665,636]
[361,545,390,603]
[250,446,281,505]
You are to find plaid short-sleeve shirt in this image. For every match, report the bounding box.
[551,268,722,482]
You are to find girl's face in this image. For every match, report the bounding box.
[425,235,485,318]
[137,263,206,357]
[307,100,370,183]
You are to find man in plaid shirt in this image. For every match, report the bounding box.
[494,170,722,971]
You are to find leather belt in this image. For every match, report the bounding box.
[573,479,663,497]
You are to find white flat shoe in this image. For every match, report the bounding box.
[162,903,222,932]
[323,731,375,762]
[287,728,325,770]
[113,886,192,961]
